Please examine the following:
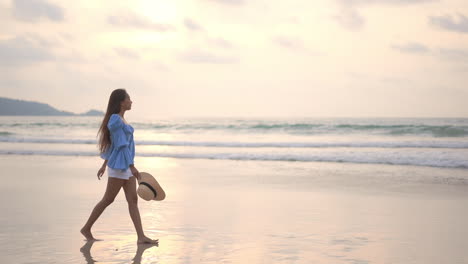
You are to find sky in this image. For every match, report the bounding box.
[0,0,467,118]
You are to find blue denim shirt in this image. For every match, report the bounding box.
[100,114,135,170]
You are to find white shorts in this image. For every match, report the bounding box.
[108,166,133,180]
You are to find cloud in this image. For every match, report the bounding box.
[12,0,64,22]
[429,14,468,34]
[208,38,234,49]
[0,36,55,66]
[437,48,468,62]
[390,41,468,65]
[179,50,238,64]
[335,0,436,30]
[333,9,365,30]
[114,47,140,60]
[272,36,305,51]
[391,42,430,53]
[152,61,170,72]
[206,0,244,5]
[380,76,413,85]
[337,0,436,6]
[184,18,204,31]
[108,13,175,32]
[272,36,324,56]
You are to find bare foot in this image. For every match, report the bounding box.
[137,236,159,244]
[80,227,97,241]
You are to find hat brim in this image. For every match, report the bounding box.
[137,172,166,201]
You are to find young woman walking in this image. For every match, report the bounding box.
[81,89,158,244]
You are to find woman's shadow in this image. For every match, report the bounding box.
[80,240,158,264]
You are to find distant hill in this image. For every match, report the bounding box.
[80,109,104,116]
[0,97,104,116]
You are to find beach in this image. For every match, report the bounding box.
[3,0,468,261]
[1,154,467,264]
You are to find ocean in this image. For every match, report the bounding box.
[1,116,467,169]
[1,116,468,263]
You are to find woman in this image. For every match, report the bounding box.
[81,89,158,244]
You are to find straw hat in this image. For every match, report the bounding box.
[137,172,166,201]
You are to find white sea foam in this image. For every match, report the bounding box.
[1,116,468,170]
[1,117,468,136]
[1,149,467,169]
[0,137,467,149]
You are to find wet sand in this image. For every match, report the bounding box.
[1,155,467,264]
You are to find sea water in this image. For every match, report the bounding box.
[1,116,467,169]
[1,116,468,264]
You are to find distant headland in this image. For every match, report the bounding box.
[0,97,104,116]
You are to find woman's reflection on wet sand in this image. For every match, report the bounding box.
[80,240,158,264]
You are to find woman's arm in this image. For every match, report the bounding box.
[129,164,140,181]
[97,160,108,180]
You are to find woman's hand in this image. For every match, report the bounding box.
[97,165,106,180]
[130,165,141,181]
[97,160,108,180]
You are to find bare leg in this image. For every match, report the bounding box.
[123,176,158,244]
[81,177,125,240]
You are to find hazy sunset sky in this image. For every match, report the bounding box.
[1,0,467,118]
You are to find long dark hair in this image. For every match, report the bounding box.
[98,89,128,153]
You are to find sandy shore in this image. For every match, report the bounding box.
[1,155,467,264]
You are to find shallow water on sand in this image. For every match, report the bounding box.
[1,155,468,264]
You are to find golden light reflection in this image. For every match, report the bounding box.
[138,157,179,170]
[136,132,176,142]
[79,238,159,264]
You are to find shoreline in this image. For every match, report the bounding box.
[1,155,468,263]
[1,154,467,196]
